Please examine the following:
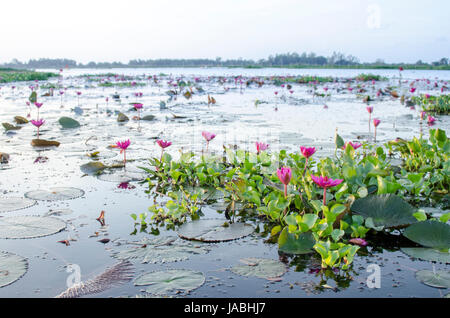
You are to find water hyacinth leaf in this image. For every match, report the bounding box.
[58,117,80,129]
[278,227,315,254]
[55,261,134,298]
[112,237,209,264]
[0,197,36,213]
[177,219,254,242]
[80,162,106,175]
[415,270,450,289]
[134,269,205,295]
[0,216,66,239]
[0,251,28,288]
[25,187,85,201]
[230,258,286,280]
[350,194,418,228]
[401,248,450,264]
[403,220,450,249]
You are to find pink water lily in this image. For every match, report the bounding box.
[157,140,172,148]
[366,106,373,132]
[373,118,381,142]
[420,111,426,120]
[31,119,45,139]
[202,131,216,152]
[427,115,436,125]
[116,139,130,167]
[344,142,362,150]
[277,167,292,198]
[255,142,269,154]
[133,103,143,110]
[410,87,416,93]
[311,175,343,205]
[349,238,368,246]
[300,146,316,158]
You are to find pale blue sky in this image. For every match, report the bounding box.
[0,0,448,63]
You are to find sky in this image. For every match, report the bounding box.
[0,0,449,64]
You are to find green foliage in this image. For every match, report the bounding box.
[0,69,57,83]
[411,94,449,115]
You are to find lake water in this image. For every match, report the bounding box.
[0,67,448,298]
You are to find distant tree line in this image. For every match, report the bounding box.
[1,52,449,69]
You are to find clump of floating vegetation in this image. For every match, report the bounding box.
[0,68,58,83]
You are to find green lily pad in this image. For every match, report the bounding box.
[112,237,209,264]
[117,112,129,122]
[177,219,254,242]
[403,220,450,249]
[0,197,36,213]
[415,270,450,289]
[278,227,315,254]
[24,187,84,201]
[350,194,417,228]
[141,115,156,121]
[0,216,66,239]
[0,251,28,288]
[134,269,205,295]
[230,258,287,280]
[401,248,450,264]
[59,117,80,129]
[97,171,144,183]
[2,123,21,131]
[80,162,106,175]
[13,116,28,124]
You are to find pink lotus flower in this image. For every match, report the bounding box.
[410,88,416,93]
[373,119,381,142]
[425,94,431,99]
[399,67,404,72]
[34,102,43,108]
[277,167,292,198]
[76,91,82,95]
[202,131,216,152]
[300,146,316,158]
[116,139,130,166]
[349,238,368,246]
[31,119,45,139]
[117,182,135,190]
[427,116,436,125]
[157,140,172,149]
[255,142,269,154]
[133,103,143,110]
[311,175,343,206]
[366,106,373,114]
[31,119,45,128]
[344,142,362,150]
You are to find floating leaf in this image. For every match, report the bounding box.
[44,209,73,217]
[97,171,144,183]
[2,123,21,131]
[25,187,84,201]
[230,258,286,280]
[403,220,450,249]
[0,251,28,288]
[134,269,205,295]
[0,197,36,213]
[112,237,209,264]
[401,248,450,264]
[55,261,134,298]
[117,112,129,122]
[0,216,66,239]
[350,194,417,228]
[31,139,60,147]
[14,116,28,124]
[177,219,254,242]
[278,227,315,254]
[80,162,106,175]
[59,117,80,129]
[415,270,450,289]
[141,115,156,121]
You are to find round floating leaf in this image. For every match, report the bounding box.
[0,251,28,288]
[141,115,156,121]
[134,269,205,295]
[14,116,28,124]
[31,139,60,147]
[97,171,144,183]
[44,209,73,217]
[401,248,450,264]
[350,194,417,228]
[415,270,450,289]
[278,227,315,254]
[59,117,80,129]
[230,258,287,280]
[0,216,66,239]
[177,219,254,242]
[80,162,106,175]
[112,237,209,264]
[403,220,450,249]
[0,197,36,213]
[25,187,84,201]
